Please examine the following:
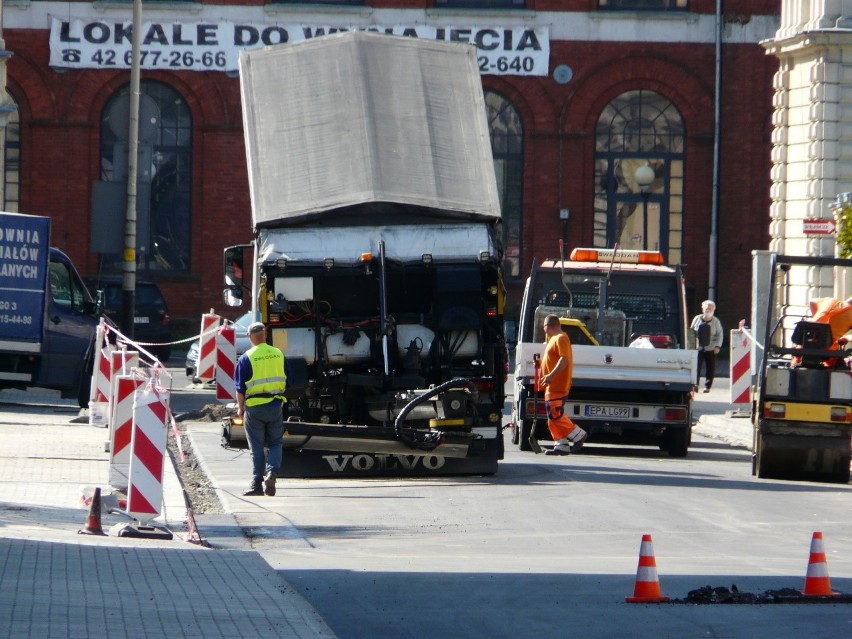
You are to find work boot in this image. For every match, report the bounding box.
[570,429,588,453]
[545,444,571,456]
[264,470,277,496]
[243,479,263,497]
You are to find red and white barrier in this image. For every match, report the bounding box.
[106,350,139,440]
[729,328,752,412]
[89,334,114,427]
[109,374,145,490]
[216,324,237,403]
[126,383,169,524]
[94,347,113,403]
[88,320,107,403]
[196,312,221,382]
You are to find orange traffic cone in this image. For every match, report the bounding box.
[626,534,670,603]
[803,531,839,597]
[78,486,107,536]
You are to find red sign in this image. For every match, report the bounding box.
[803,218,837,235]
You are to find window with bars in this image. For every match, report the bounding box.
[593,90,685,265]
[485,90,524,279]
[100,81,192,274]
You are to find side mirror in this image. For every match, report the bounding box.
[504,320,517,349]
[224,245,248,288]
[94,289,105,315]
[223,288,243,308]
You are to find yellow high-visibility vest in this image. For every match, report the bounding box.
[244,343,287,407]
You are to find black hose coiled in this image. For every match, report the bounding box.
[393,378,478,451]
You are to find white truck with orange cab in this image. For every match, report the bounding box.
[511,246,697,457]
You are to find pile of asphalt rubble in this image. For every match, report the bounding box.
[167,404,232,515]
[175,403,233,423]
[671,585,852,604]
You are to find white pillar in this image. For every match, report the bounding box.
[764,0,852,317]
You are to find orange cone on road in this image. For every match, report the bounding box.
[626,534,669,603]
[803,531,839,597]
[78,486,107,536]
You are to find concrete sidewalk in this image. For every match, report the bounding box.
[0,382,336,639]
[690,377,754,451]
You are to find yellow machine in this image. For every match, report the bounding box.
[557,317,598,346]
[752,254,852,484]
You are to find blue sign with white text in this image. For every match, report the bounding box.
[0,213,51,343]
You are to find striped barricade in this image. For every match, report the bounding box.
[126,383,169,524]
[109,373,146,490]
[729,327,752,414]
[216,323,237,403]
[196,312,221,382]
[107,350,139,445]
[89,338,114,427]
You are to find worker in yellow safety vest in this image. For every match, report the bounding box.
[235,321,287,497]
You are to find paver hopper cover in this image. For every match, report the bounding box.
[239,31,501,228]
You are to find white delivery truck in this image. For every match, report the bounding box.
[512,246,697,457]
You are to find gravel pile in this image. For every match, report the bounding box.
[176,403,233,424]
[167,404,232,515]
[672,585,852,604]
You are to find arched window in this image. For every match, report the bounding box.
[3,92,19,212]
[594,90,684,264]
[485,90,524,278]
[99,81,192,273]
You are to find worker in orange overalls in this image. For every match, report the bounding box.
[810,297,852,345]
[808,297,852,368]
[540,314,588,456]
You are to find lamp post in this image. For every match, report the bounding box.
[634,163,654,250]
[121,0,143,339]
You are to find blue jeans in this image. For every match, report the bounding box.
[243,400,284,484]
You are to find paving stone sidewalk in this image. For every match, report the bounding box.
[0,388,336,639]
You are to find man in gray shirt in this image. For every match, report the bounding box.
[690,300,724,392]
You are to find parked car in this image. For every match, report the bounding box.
[85,276,173,362]
[185,311,257,381]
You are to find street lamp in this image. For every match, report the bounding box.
[634,163,655,250]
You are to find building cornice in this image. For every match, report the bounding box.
[763,29,852,56]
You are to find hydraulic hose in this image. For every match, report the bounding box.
[393,378,479,451]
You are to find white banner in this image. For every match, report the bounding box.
[49,18,549,76]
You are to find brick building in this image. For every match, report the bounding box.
[3,1,779,338]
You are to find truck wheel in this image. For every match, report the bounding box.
[663,427,690,458]
[518,419,534,452]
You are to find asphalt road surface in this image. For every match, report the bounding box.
[188,414,852,639]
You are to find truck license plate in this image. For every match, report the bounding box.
[584,404,631,418]
[134,316,150,324]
